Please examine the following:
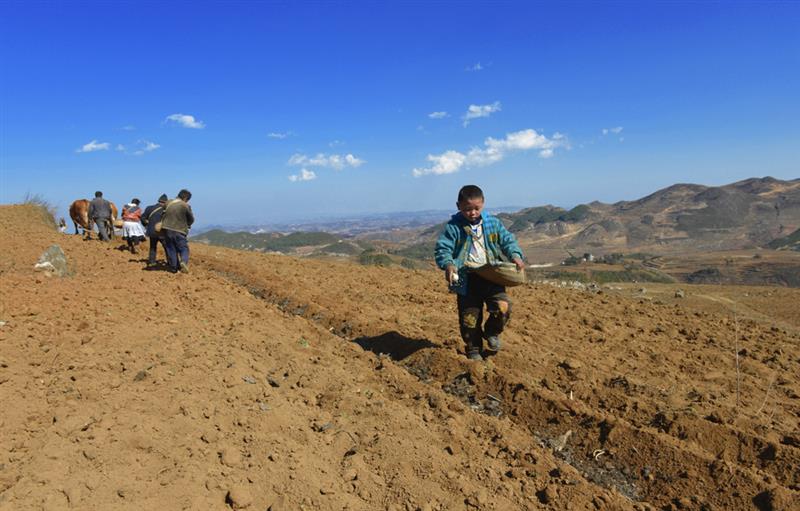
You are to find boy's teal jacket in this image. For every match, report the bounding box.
[434,212,524,295]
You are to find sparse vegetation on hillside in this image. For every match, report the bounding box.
[686,267,723,284]
[22,193,57,229]
[315,241,362,256]
[358,249,393,266]
[767,228,800,251]
[502,204,593,233]
[390,241,435,261]
[192,229,339,253]
[531,267,674,284]
[418,221,447,240]
[400,258,424,270]
[676,189,752,232]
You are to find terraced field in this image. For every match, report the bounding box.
[1,204,798,510]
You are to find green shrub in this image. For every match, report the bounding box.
[317,241,360,255]
[400,258,418,269]
[193,230,338,253]
[358,249,393,266]
[391,241,435,261]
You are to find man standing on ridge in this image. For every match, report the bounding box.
[161,189,194,274]
[141,194,168,267]
[88,190,112,241]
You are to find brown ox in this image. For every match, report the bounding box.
[69,199,119,239]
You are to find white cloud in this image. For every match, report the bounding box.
[288,168,317,182]
[165,113,205,129]
[465,62,483,72]
[428,111,449,119]
[412,151,467,177]
[288,152,365,170]
[121,125,136,131]
[462,101,501,126]
[268,131,293,139]
[344,154,364,167]
[115,144,126,152]
[76,140,110,153]
[602,126,623,135]
[133,140,160,155]
[328,139,343,147]
[412,128,567,177]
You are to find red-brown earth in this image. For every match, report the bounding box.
[1,205,798,510]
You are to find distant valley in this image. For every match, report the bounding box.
[192,177,800,286]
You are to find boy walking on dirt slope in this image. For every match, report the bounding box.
[435,185,525,361]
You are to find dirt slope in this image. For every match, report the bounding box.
[1,204,798,510]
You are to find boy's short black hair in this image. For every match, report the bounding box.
[457,185,484,203]
[95,191,103,197]
[178,189,192,201]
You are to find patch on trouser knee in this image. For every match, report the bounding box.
[488,300,510,319]
[461,312,479,329]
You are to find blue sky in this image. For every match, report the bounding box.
[1,1,798,226]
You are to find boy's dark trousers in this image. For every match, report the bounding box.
[457,273,512,354]
[147,235,167,265]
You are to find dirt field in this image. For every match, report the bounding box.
[1,204,798,510]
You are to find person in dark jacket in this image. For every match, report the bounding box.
[141,194,169,267]
[161,189,195,273]
[88,191,112,241]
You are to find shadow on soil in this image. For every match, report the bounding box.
[352,331,439,361]
[142,261,174,272]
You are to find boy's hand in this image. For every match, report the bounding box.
[445,265,458,285]
[512,258,525,271]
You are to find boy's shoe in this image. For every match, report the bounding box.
[179,262,189,274]
[485,335,502,351]
[467,349,483,361]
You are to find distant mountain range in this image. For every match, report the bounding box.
[507,176,800,253]
[193,177,800,259]
[191,207,521,237]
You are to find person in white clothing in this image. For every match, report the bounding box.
[121,198,147,254]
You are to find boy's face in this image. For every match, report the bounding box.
[457,197,484,224]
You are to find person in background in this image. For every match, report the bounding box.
[161,189,194,274]
[58,217,67,233]
[141,194,168,267]
[88,191,112,241]
[121,198,147,253]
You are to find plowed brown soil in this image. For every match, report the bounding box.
[1,204,798,511]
